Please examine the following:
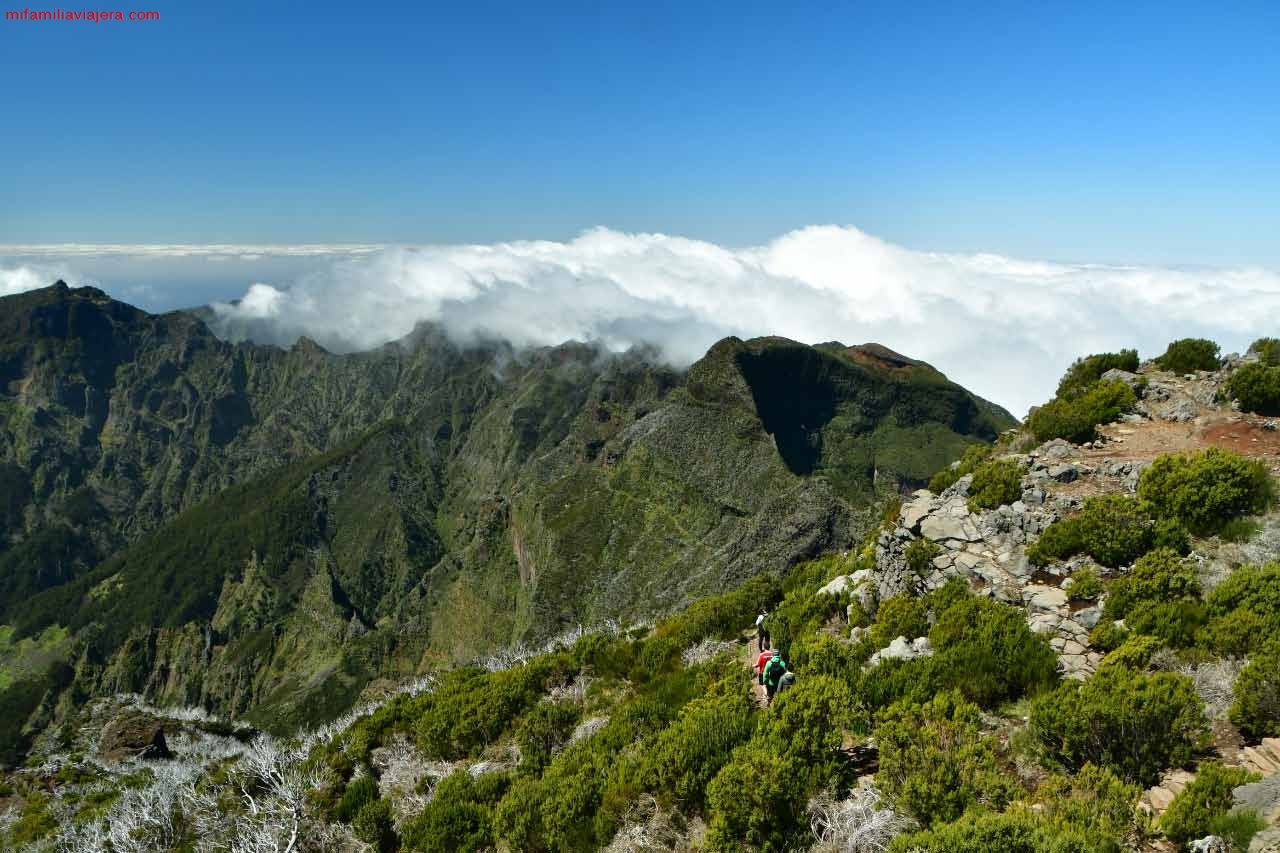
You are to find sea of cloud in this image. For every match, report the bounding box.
[4,225,1279,416]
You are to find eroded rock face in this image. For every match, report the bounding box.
[98,711,170,762]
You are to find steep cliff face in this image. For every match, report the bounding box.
[0,283,1014,746]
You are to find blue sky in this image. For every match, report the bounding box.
[2,0,1279,265]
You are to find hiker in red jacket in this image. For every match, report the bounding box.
[755,648,773,678]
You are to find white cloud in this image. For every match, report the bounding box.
[0,263,90,296]
[202,226,1280,416]
[6,227,1280,416]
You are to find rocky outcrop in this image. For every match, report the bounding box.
[872,456,1104,678]
[98,710,170,762]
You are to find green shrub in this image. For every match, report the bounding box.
[928,443,992,494]
[1250,337,1280,366]
[353,798,399,852]
[705,741,805,852]
[515,701,580,774]
[1125,600,1206,648]
[1029,665,1209,785]
[1088,621,1130,652]
[1097,634,1162,673]
[1035,762,1146,845]
[633,689,755,808]
[1159,762,1260,846]
[1200,607,1270,658]
[1026,380,1137,443]
[905,537,941,576]
[1155,338,1221,374]
[1065,565,1103,601]
[414,657,570,760]
[759,675,858,772]
[968,458,1025,512]
[1105,549,1204,647]
[1203,563,1280,655]
[1227,362,1280,415]
[1056,350,1141,399]
[887,810,1100,853]
[872,594,930,647]
[927,593,1059,707]
[1028,495,1184,568]
[875,691,1018,827]
[1138,448,1273,536]
[401,770,511,852]
[1209,808,1267,852]
[1230,646,1280,739]
[335,773,380,823]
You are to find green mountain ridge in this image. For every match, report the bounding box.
[0,282,1014,752]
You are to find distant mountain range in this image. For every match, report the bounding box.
[0,282,1013,753]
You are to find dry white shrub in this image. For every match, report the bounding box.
[549,673,594,703]
[570,715,611,744]
[603,794,689,852]
[1178,657,1245,719]
[807,786,909,853]
[681,638,735,667]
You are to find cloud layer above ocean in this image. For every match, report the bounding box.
[4,226,1278,416]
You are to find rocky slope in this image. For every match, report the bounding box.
[0,282,1014,753]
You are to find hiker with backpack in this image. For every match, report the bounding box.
[755,609,770,650]
[761,651,788,705]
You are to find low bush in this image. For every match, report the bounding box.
[905,537,941,576]
[401,770,512,852]
[1105,549,1203,647]
[1159,762,1260,846]
[1228,362,1280,415]
[1209,808,1268,852]
[1056,350,1140,399]
[704,742,806,852]
[871,594,929,647]
[1028,495,1186,568]
[927,593,1059,707]
[1154,338,1221,374]
[1138,448,1273,536]
[967,458,1025,512]
[1029,665,1209,786]
[874,691,1018,827]
[887,810,1100,853]
[1035,762,1146,846]
[1065,565,1103,601]
[1088,621,1130,653]
[353,798,398,852]
[1250,337,1280,366]
[515,700,580,774]
[632,689,755,808]
[928,444,991,494]
[1026,380,1137,444]
[1097,634,1162,673]
[1230,646,1280,739]
[1203,563,1280,655]
[335,773,380,823]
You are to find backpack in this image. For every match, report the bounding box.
[764,658,785,688]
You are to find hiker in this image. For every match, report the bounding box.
[755,609,770,650]
[777,670,796,695]
[755,647,773,679]
[762,652,788,705]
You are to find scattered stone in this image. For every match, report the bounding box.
[1189,837,1230,853]
[868,636,932,667]
[1047,463,1079,483]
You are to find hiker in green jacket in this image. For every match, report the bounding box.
[762,652,788,705]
